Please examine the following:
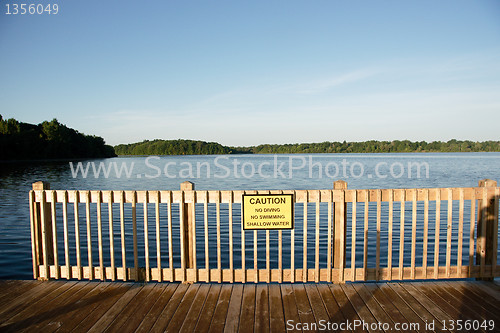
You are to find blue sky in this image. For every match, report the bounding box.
[1,0,499,146]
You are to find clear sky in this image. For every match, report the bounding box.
[1,0,499,146]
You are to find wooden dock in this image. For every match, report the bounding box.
[0,279,499,332]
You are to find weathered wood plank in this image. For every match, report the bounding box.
[192,284,222,333]
[238,284,256,333]
[254,284,270,333]
[208,284,233,333]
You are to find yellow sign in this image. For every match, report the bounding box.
[242,194,294,230]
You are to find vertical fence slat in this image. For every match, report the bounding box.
[179,191,186,282]
[109,191,116,281]
[376,190,381,281]
[315,195,320,283]
[144,192,150,281]
[469,189,476,277]
[303,193,308,283]
[192,192,197,283]
[62,191,70,280]
[327,192,333,282]
[40,190,49,279]
[132,191,138,281]
[339,189,346,283]
[205,191,210,283]
[74,191,82,280]
[480,187,487,277]
[120,191,127,281]
[50,191,59,279]
[155,191,162,282]
[423,189,429,279]
[97,191,104,281]
[167,191,173,282]
[278,229,282,283]
[411,189,417,280]
[351,191,357,282]
[85,191,93,280]
[398,190,405,280]
[446,188,453,278]
[457,189,464,277]
[216,192,222,283]
[434,189,441,279]
[493,188,499,277]
[29,191,39,279]
[229,192,233,283]
[363,191,368,281]
[291,192,296,283]
[387,190,393,280]
[254,229,258,283]
[266,229,270,283]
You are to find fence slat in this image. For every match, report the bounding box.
[363,191,368,280]
[29,191,39,279]
[434,189,441,279]
[351,192,357,282]
[51,191,59,279]
[132,191,139,281]
[155,191,162,282]
[387,190,393,280]
[398,189,405,281]
[339,189,346,283]
[109,191,116,281]
[315,195,320,283]
[493,188,499,276]
[291,192,296,283]
[457,189,464,277]
[303,193,308,283]
[205,191,210,283]
[423,189,429,279]
[376,190,381,281]
[229,192,233,283]
[167,191,173,282]
[120,191,127,281]
[179,191,186,282]
[74,191,82,280]
[85,191,93,280]
[480,187,487,277]
[411,189,417,280]
[446,188,453,278]
[469,189,476,277]
[266,229,270,283]
[62,191,70,280]
[216,193,222,283]
[97,191,104,281]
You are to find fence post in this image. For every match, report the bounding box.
[32,181,54,280]
[333,180,347,282]
[181,181,195,269]
[476,179,498,281]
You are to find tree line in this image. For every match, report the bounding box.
[0,115,116,160]
[115,139,500,155]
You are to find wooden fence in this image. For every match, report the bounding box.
[29,180,499,283]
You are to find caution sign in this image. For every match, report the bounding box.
[242,194,294,230]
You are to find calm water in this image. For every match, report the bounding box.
[1,153,500,279]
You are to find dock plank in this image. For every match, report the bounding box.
[238,284,255,333]
[193,284,222,333]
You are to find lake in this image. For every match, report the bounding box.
[1,152,500,279]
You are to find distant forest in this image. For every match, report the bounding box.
[0,115,116,160]
[115,139,500,155]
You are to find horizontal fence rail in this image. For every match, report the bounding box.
[29,180,500,283]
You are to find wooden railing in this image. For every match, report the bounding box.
[29,180,499,283]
